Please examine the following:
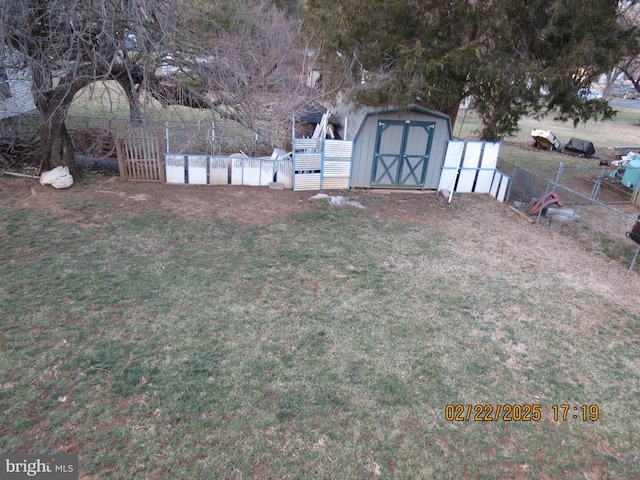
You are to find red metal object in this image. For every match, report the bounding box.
[528,191,564,216]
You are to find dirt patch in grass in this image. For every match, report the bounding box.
[3,174,639,318]
[1,175,314,226]
[3,173,640,478]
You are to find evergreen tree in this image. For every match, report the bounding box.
[305,0,637,140]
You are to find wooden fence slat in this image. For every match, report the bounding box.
[116,127,164,182]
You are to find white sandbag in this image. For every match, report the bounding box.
[52,173,74,189]
[39,166,68,186]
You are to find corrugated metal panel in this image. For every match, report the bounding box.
[242,159,262,186]
[165,155,186,184]
[276,161,293,188]
[323,161,351,176]
[294,154,322,171]
[325,139,353,158]
[291,138,353,191]
[209,156,230,185]
[294,173,321,191]
[294,138,321,151]
[322,177,349,190]
[188,155,208,185]
[260,160,274,186]
[231,157,244,185]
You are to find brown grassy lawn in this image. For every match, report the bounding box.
[1,174,640,479]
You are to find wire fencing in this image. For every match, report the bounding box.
[499,159,640,270]
[65,115,279,158]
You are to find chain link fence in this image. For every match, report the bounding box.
[499,158,640,270]
[66,115,280,158]
[0,112,284,170]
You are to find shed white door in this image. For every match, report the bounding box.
[370,120,435,187]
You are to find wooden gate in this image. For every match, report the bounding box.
[115,127,165,182]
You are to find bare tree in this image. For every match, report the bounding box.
[614,1,640,95]
[0,0,318,177]
[170,0,323,148]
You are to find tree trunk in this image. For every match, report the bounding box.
[441,103,461,132]
[39,109,80,179]
[115,76,144,124]
[423,101,462,132]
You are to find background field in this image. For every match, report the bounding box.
[1,173,640,479]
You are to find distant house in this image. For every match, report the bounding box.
[0,49,37,120]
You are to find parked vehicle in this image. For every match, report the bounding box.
[608,84,638,99]
[579,88,602,100]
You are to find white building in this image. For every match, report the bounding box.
[0,49,37,120]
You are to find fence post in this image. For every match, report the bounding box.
[629,244,640,272]
[590,166,606,203]
[165,122,170,154]
[505,163,518,203]
[553,162,564,189]
[632,175,640,205]
[210,121,216,156]
[157,128,166,184]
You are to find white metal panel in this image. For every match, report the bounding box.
[231,157,244,185]
[474,171,493,193]
[294,138,321,152]
[294,173,321,191]
[490,172,501,198]
[474,170,496,194]
[276,161,293,188]
[322,177,350,190]
[209,157,229,185]
[295,154,322,170]
[323,161,351,176]
[474,143,501,193]
[490,171,510,202]
[438,141,465,192]
[457,142,483,193]
[242,159,261,186]
[260,160,274,186]
[496,174,510,202]
[0,67,37,120]
[480,142,500,170]
[325,139,353,158]
[165,155,185,184]
[187,156,208,185]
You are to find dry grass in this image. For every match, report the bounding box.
[456,105,640,148]
[1,178,640,479]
